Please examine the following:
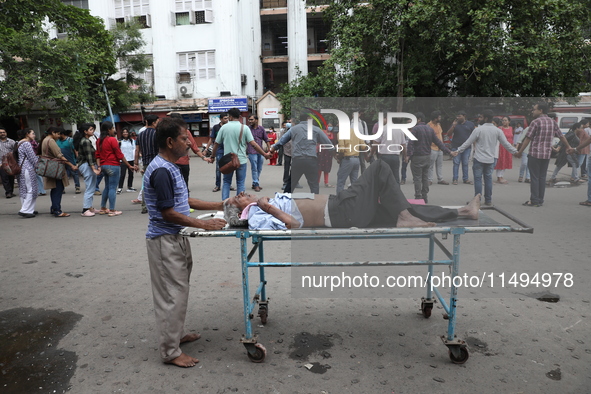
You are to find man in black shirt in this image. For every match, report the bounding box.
[134,114,159,213]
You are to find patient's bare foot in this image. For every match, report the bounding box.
[396,209,436,228]
[181,333,201,343]
[165,352,199,368]
[457,194,481,219]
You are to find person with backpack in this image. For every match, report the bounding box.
[0,127,17,198]
[16,128,39,218]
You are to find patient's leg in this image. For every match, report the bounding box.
[396,209,436,228]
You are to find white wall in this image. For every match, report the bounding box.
[87,0,262,102]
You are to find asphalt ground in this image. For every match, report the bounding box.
[0,155,590,393]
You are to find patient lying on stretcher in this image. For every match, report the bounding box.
[223,159,480,230]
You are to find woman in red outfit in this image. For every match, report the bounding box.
[267,128,278,165]
[494,116,514,184]
[96,121,135,216]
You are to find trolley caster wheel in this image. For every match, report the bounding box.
[246,343,267,363]
[448,347,469,364]
[421,305,433,318]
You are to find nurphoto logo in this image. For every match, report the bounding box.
[303,107,417,152]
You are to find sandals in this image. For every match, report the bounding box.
[98,209,110,215]
[452,180,458,185]
[54,212,70,217]
[579,201,591,206]
[212,186,220,192]
[131,199,142,204]
[518,177,523,183]
[522,201,541,207]
[108,211,122,217]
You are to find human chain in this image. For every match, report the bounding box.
[300,271,574,293]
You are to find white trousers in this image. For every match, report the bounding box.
[19,170,37,214]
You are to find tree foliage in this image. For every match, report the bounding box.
[280,0,591,110]
[108,20,155,115]
[0,0,154,122]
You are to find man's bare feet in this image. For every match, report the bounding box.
[180,333,201,344]
[165,352,199,368]
[457,194,481,219]
[396,209,436,228]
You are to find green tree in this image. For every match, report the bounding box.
[107,20,155,115]
[280,0,591,106]
[0,0,116,122]
[0,0,154,123]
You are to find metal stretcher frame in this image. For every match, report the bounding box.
[182,205,533,364]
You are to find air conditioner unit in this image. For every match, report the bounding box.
[179,85,192,97]
[240,74,247,85]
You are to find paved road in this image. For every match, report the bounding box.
[0,156,589,393]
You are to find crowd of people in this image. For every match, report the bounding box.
[3,106,591,370]
[2,102,591,220]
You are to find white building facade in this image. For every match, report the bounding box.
[19,0,329,139]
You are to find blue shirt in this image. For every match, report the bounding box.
[450,120,475,148]
[248,193,304,230]
[144,155,190,239]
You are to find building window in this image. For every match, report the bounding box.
[178,51,215,80]
[114,0,151,28]
[173,0,213,25]
[176,12,191,25]
[62,0,89,9]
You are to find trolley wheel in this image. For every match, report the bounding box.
[421,305,433,318]
[246,343,267,363]
[448,347,469,364]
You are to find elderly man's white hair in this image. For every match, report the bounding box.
[223,200,248,227]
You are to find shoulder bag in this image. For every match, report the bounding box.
[219,124,245,175]
[36,140,66,179]
[0,142,22,176]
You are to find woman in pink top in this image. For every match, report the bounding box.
[494,116,514,184]
[96,121,135,216]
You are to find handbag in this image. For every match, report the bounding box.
[0,142,22,176]
[219,125,245,175]
[36,140,66,179]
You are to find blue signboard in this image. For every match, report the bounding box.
[208,97,249,112]
[181,113,202,123]
[102,114,120,123]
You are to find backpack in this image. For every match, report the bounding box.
[1,142,22,176]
